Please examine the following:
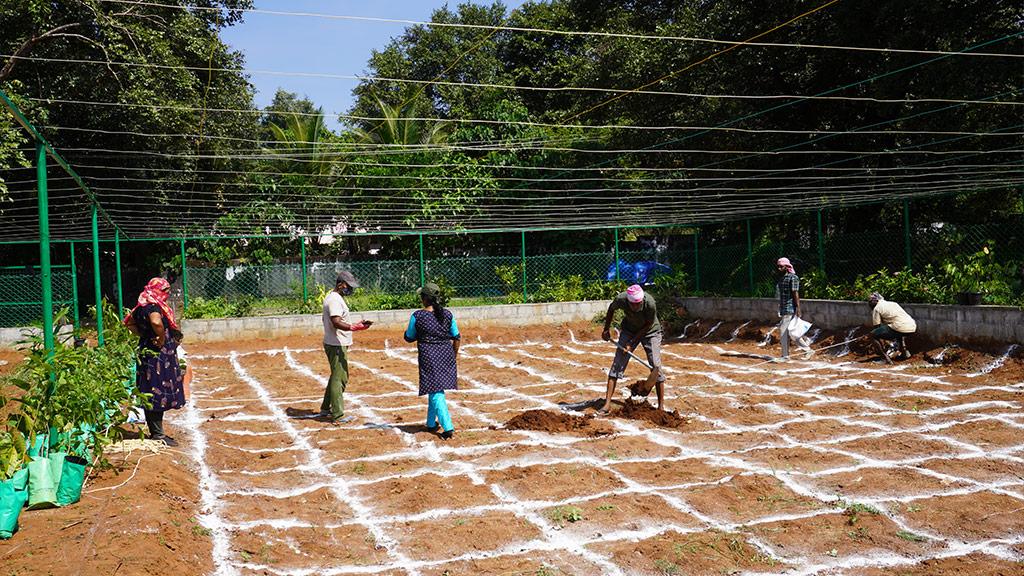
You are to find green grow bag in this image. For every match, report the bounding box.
[26,434,45,458]
[56,455,88,507]
[0,468,29,539]
[26,451,66,510]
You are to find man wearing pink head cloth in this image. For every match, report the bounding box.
[600,284,666,413]
[775,257,812,359]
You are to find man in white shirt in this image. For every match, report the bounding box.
[868,292,916,364]
[320,271,372,423]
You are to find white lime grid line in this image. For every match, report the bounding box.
[183,331,1024,575]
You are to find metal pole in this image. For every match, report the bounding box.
[693,227,700,292]
[91,204,104,346]
[521,231,528,301]
[418,234,425,286]
[902,199,912,270]
[69,242,79,330]
[746,219,754,295]
[816,210,825,274]
[180,238,189,312]
[613,227,620,281]
[114,228,123,313]
[300,237,308,301]
[37,142,54,353]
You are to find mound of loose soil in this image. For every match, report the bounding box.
[504,409,613,436]
[616,401,689,428]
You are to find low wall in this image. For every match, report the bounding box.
[681,297,1023,345]
[5,298,1017,347]
[180,300,611,343]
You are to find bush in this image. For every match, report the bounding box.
[3,304,146,468]
[184,296,255,319]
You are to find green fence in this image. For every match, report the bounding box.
[1,206,1022,327]
[0,266,75,328]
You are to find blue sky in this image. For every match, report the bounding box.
[222,1,529,128]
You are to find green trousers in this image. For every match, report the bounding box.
[321,344,348,420]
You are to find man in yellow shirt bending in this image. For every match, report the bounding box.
[868,292,917,364]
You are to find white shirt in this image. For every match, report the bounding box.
[322,290,352,346]
[871,300,917,334]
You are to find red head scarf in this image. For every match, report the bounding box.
[124,277,179,330]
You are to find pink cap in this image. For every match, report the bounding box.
[626,284,644,303]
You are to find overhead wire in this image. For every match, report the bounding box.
[93,0,1024,58]
[8,54,1022,107]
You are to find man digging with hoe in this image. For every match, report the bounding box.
[600,284,665,414]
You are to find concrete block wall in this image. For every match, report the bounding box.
[5,297,1017,347]
[681,297,1023,345]
[179,300,611,343]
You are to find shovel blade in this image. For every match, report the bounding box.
[628,367,660,398]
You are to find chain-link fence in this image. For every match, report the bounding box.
[0,266,75,328]
[2,203,1022,326]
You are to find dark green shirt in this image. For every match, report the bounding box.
[609,292,661,336]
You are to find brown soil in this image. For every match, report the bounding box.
[749,509,935,563]
[610,458,742,487]
[504,409,614,436]
[589,529,790,575]
[853,552,1024,576]
[810,466,971,499]
[0,449,211,576]
[4,320,1021,575]
[739,446,861,473]
[391,511,542,562]
[900,491,1024,541]
[673,474,825,523]
[540,493,702,537]
[484,463,626,502]
[351,473,498,516]
[615,400,691,428]
[419,550,606,576]
[918,457,1024,484]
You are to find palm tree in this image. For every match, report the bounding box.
[352,95,449,147]
[265,109,336,177]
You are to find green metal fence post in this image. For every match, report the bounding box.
[521,231,528,301]
[300,236,308,302]
[114,228,123,313]
[693,227,700,292]
[902,199,913,270]
[91,204,104,346]
[816,210,825,274]
[746,219,754,295]
[69,241,79,330]
[37,142,54,353]
[613,227,620,281]
[180,238,189,312]
[418,234,425,286]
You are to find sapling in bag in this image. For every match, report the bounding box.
[56,455,88,506]
[0,468,29,539]
[26,438,59,510]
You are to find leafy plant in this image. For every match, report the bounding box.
[494,264,524,303]
[7,304,147,463]
[548,505,584,526]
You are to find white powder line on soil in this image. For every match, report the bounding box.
[194,334,1024,575]
[180,370,240,576]
[229,351,420,576]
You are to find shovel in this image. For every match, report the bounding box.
[613,340,660,398]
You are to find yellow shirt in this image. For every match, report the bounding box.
[871,300,916,334]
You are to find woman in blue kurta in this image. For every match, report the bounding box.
[404,282,460,440]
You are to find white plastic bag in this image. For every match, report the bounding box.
[788,316,812,340]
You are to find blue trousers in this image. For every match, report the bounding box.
[426,391,453,432]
